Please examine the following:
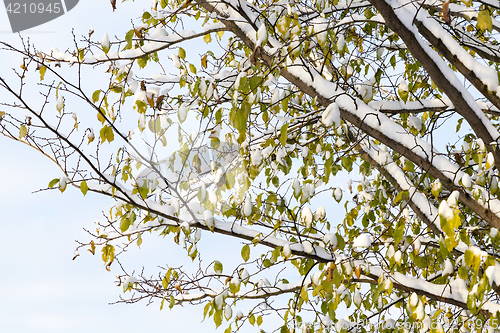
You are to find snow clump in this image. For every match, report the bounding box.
[442,259,454,276]
[407,116,422,131]
[301,206,313,228]
[203,210,214,229]
[352,233,372,248]
[321,102,340,128]
[438,201,454,220]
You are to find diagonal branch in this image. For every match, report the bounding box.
[368,0,500,171]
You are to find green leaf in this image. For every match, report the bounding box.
[19,125,27,138]
[123,29,134,51]
[390,55,396,69]
[331,268,341,287]
[400,93,409,105]
[456,118,463,132]
[100,125,114,143]
[137,55,148,68]
[214,260,223,274]
[97,108,107,124]
[241,244,250,262]
[249,76,262,90]
[478,10,493,32]
[467,293,477,313]
[48,178,60,188]
[178,47,186,60]
[321,280,333,295]
[92,90,101,103]
[393,218,405,245]
[120,217,131,233]
[179,75,186,88]
[233,102,250,135]
[336,234,345,250]
[272,176,279,188]
[80,181,88,196]
[162,276,169,290]
[464,248,481,273]
[142,11,152,21]
[112,86,123,94]
[404,160,415,172]
[280,123,289,147]
[169,295,175,309]
[138,185,149,199]
[203,302,211,320]
[165,268,172,284]
[341,156,353,172]
[214,309,223,327]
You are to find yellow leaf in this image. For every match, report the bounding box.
[39,66,47,81]
[178,47,186,60]
[97,110,106,124]
[355,265,362,278]
[80,181,89,196]
[92,90,101,103]
[88,240,96,255]
[300,286,309,302]
[0,111,5,118]
[106,127,114,143]
[204,33,212,44]
[477,10,493,32]
[19,125,27,138]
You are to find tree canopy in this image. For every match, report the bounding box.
[3,0,500,331]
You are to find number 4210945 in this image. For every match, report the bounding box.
[5,2,61,14]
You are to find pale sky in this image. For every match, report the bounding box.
[0,1,221,332]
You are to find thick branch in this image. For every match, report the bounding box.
[369,0,500,171]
